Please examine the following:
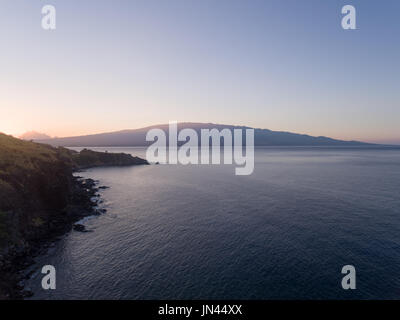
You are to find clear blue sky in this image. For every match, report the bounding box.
[1,0,399,143]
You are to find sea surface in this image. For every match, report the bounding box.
[25,147,400,299]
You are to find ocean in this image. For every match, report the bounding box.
[25,147,400,299]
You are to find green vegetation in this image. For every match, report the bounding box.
[31,217,44,227]
[0,133,60,176]
[71,148,148,168]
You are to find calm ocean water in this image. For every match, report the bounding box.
[25,147,400,299]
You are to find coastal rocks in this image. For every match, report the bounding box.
[20,289,33,298]
[80,178,97,193]
[95,208,107,215]
[0,176,104,298]
[73,224,86,232]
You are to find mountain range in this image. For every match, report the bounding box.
[36,123,373,147]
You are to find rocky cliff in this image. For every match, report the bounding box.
[0,133,148,299]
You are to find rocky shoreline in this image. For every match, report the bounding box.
[0,134,149,299]
[0,176,105,299]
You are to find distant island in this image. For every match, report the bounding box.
[35,123,375,147]
[0,133,148,299]
[19,131,52,141]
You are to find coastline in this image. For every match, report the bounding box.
[0,174,114,299]
[0,134,149,299]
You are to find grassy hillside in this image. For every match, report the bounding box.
[0,134,71,245]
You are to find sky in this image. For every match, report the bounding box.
[0,0,399,143]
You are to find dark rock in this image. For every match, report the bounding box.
[21,289,34,298]
[73,224,86,232]
[93,208,107,215]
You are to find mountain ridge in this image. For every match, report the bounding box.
[36,122,375,147]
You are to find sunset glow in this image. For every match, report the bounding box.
[1,1,399,144]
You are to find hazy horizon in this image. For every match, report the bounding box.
[1,1,400,144]
[5,122,400,146]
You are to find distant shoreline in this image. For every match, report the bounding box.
[33,122,387,147]
[66,145,400,149]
